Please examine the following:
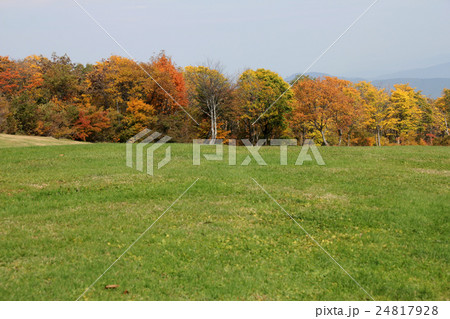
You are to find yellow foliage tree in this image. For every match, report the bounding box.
[124,98,155,135]
[355,81,389,146]
[385,84,424,144]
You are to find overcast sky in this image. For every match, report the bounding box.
[1,0,449,78]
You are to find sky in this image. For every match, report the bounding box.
[1,0,450,78]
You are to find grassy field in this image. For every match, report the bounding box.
[0,133,86,148]
[0,138,449,300]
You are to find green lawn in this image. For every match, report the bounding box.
[0,141,449,300]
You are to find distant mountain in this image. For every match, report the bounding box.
[285,72,365,83]
[374,62,450,80]
[371,78,450,98]
[285,63,450,98]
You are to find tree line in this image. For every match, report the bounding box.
[0,53,449,146]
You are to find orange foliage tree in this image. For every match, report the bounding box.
[74,104,111,141]
[292,77,355,146]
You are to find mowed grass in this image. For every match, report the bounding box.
[0,140,449,301]
[0,133,86,148]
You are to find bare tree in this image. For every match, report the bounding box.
[185,62,232,140]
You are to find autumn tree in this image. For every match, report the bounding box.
[0,56,45,135]
[0,56,45,98]
[73,104,111,142]
[123,98,155,136]
[329,79,360,145]
[39,53,87,102]
[19,55,47,102]
[86,55,143,113]
[142,53,188,115]
[434,89,450,136]
[0,95,11,132]
[35,98,78,138]
[235,68,292,142]
[385,84,425,144]
[141,53,190,137]
[292,76,354,146]
[9,94,37,134]
[85,52,189,140]
[0,56,23,97]
[355,81,389,146]
[184,64,232,140]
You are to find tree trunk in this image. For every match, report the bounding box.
[213,106,217,140]
[249,122,255,144]
[376,126,381,146]
[338,129,343,146]
[210,103,217,140]
[321,130,329,146]
[301,127,306,145]
[210,111,215,140]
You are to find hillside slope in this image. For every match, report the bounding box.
[0,134,87,148]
